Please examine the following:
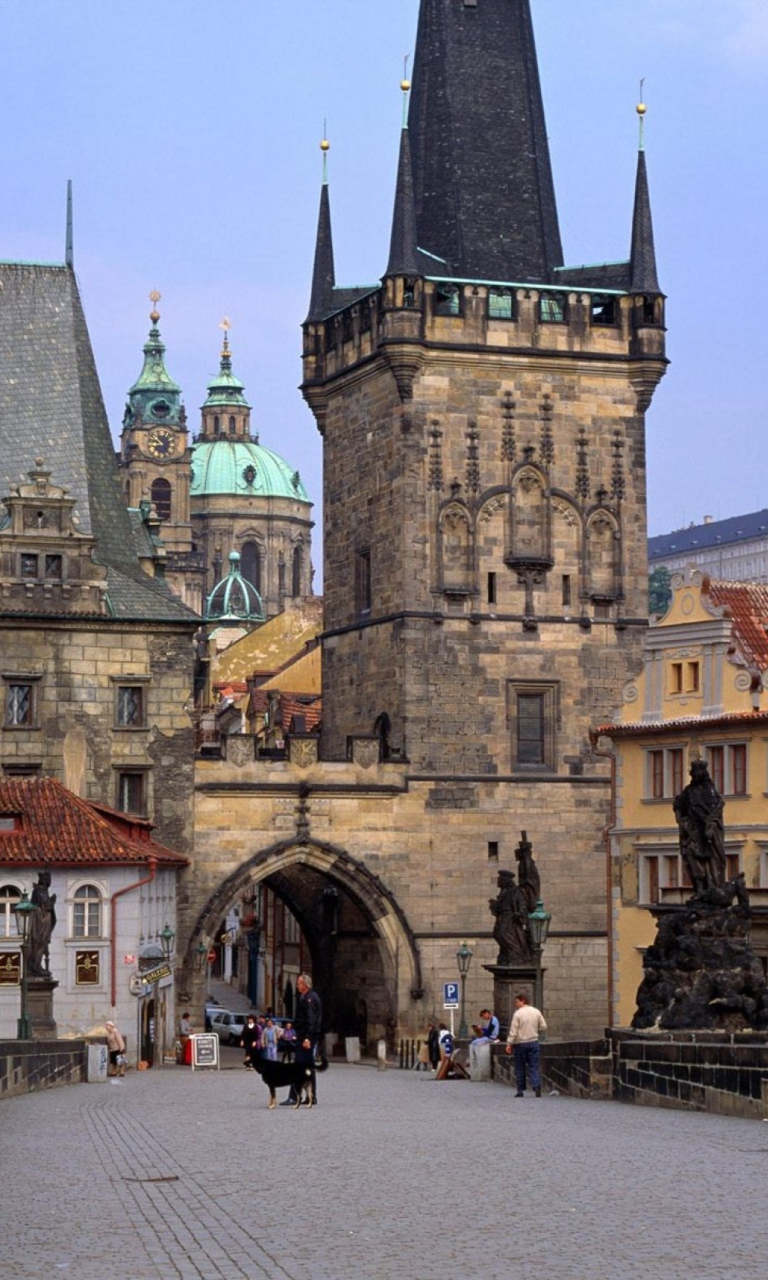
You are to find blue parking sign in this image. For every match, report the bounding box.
[443,982,459,1007]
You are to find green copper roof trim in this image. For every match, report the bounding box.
[204,550,265,623]
[190,439,311,501]
[129,326,182,394]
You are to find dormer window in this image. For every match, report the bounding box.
[435,283,461,316]
[591,295,617,326]
[488,288,514,320]
[540,293,566,323]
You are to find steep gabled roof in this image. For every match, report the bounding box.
[0,777,188,868]
[407,0,563,283]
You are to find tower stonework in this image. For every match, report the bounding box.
[294,0,666,1032]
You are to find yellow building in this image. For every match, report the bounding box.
[595,567,768,1027]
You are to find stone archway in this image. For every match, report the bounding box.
[182,838,423,1046]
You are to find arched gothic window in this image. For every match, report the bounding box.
[150,478,172,521]
[0,883,21,937]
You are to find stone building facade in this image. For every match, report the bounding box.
[181,0,668,1044]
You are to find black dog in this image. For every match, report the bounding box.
[251,1053,329,1109]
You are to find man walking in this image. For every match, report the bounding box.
[505,993,546,1097]
[281,972,322,1106]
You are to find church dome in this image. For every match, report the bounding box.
[204,551,265,622]
[190,439,309,501]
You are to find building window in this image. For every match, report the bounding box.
[540,293,566,323]
[240,541,262,594]
[640,852,692,905]
[705,744,747,796]
[292,546,302,598]
[20,553,39,579]
[590,295,617,326]
[213,414,220,434]
[488,288,514,320]
[356,549,372,615]
[150,478,172,521]
[435,283,461,316]
[73,885,103,939]
[45,554,63,580]
[116,685,146,728]
[0,883,21,937]
[229,415,236,434]
[117,771,146,816]
[487,572,497,606]
[562,575,571,608]
[647,747,684,799]
[508,682,558,771]
[5,683,34,728]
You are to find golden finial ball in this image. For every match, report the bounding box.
[401,79,411,93]
[320,138,330,152]
[636,102,647,116]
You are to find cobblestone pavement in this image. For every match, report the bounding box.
[4,1058,768,1280]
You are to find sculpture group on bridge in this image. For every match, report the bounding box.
[489,832,541,966]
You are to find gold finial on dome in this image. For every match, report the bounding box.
[637,79,647,149]
[149,289,161,325]
[320,137,330,153]
[219,315,232,359]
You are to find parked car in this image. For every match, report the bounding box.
[209,1009,248,1046]
[204,997,225,1031]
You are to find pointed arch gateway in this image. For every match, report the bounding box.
[184,838,423,1046]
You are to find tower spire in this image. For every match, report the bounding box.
[65,179,73,268]
[629,96,660,294]
[306,134,336,322]
[407,0,562,282]
[386,75,420,278]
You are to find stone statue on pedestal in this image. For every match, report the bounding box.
[672,760,726,897]
[489,869,532,965]
[28,869,57,978]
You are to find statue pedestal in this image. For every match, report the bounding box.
[27,977,58,1040]
[485,964,542,1040]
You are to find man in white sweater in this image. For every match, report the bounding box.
[505,993,546,1097]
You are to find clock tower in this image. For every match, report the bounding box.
[120,294,203,610]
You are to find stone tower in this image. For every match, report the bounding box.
[295,0,666,1030]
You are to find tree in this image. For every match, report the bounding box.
[649,565,672,617]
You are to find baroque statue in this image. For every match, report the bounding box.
[489,869,532,965]
[672,759,726,896]
[27,869,57,978]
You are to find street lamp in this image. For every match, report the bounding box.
[13,889,34,1040]
[160,922,176,960]
[155,924,175,1068]
[528,899,552,1014]
[457,940,473,1038]
[194,940,208,972]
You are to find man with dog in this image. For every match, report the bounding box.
[281,972,322,1106]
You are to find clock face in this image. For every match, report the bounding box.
[146,428,175,459]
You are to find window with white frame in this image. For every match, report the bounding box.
[72,884,103,938]
[0,883,21,936]
[646,746,685,799]
[640,848,741,905]
[705,743,747,796]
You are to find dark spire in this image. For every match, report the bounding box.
[407,0,562,283]
[65,179,73,269]
[306,140,336,322]
[386,123,420,277]
[629,108,660,294]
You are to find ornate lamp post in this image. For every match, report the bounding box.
[156,923,175,1067]
[13,889,35,1040]
[457,940,473,1038]
[194,940,208,971]
[528,899,552,1013]
[160,922,176,961]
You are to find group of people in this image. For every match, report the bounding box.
[240,1015,297,1068]
[417,996,546,1096]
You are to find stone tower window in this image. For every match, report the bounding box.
[213,414,220,435]
[356,549,372,615]
[435,283,461,316]
[292,546,302,597]
[150,478,172,521]
[240,541,262,594]
[590,295,617,326]
[488,288,514,320]
[539,292,566,323]
[229,415,236,434]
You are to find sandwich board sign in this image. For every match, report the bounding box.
[190,1033,220,1071]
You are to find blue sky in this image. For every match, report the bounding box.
[2,0,767,577]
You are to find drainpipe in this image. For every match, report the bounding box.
[110,857,158,1009]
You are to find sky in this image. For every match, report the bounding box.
[2,0,767,581]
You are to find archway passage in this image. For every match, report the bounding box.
[184,839,423,1052]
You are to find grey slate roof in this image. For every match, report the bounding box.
[0,261,197,623]
[648,510,768,562]
[386,127,420,278]
[406,0,563,284]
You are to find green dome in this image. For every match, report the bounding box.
[205,551,264,622]
[190,439,309,501]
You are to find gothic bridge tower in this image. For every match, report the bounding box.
[298,0,667,1029]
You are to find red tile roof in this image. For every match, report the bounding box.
[0,777,188,868]
[706,580,768,671]
[594,709,768,739]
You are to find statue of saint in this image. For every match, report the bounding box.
[489,869,532,965]
[27,870,57,978]
[514,830,541,914]
[673,760,727,897]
